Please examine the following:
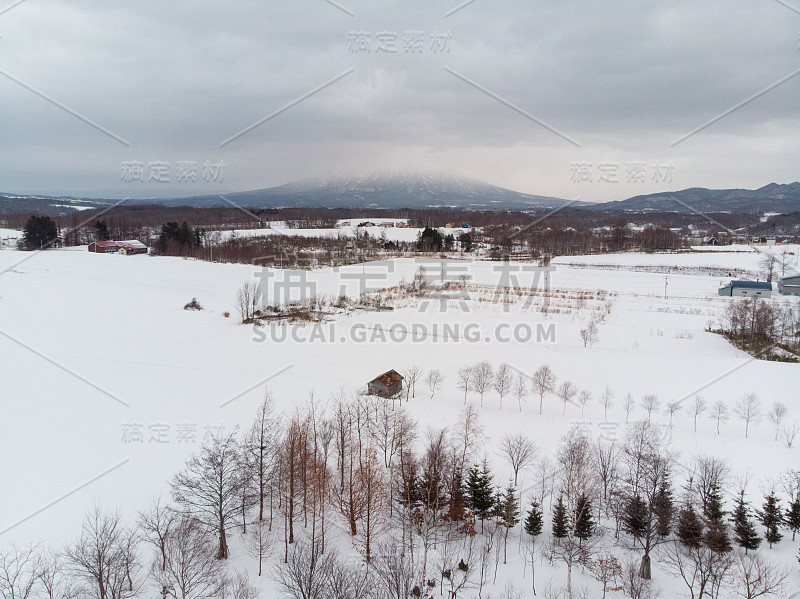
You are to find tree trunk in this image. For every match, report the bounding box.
[638,553,651,580]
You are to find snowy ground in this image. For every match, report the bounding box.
[213,224,468,243]
[0,246,798,597]
[0,228,22,249]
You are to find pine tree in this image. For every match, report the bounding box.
[524,499,544,539]
[785,497,800,542]
[498,483,520,564]
[623,495,647,543]
[702,480,725,525]
[731,492,761,553]
[552,495,568,540]
[22,215,58,250]
[676,505,704,549]
[444,471,467,522]
[94,219,110,241]
[574,494,595,546]
[758,493,783,548]
[499,484,520,529]
[653,482,674,538]
[704,520,732,554]
[465,462,495,531]
[524,498,544,596]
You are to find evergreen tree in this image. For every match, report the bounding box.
[551,495,568,540]
[524,499,543,539]
[676,505,704,548]
[653,482,674,538]
[22,215,58,250]
[785,496,800,542]
[94,219,110,241]
[731,492,761,553]
[416,227,444,252]
[465,462,495,530]
[498,483,521,564]
[574,494,595,545]
[702,480,726,525]
[499,484,520,530]
[623,495,647,543]
[444,471,467,522]
[704,520,732,554]
[758,493,783,548]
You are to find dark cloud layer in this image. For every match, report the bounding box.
[0,0,797,201]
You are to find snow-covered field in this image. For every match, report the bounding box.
[213,224,468,243]
[0,228,22,249]
[1,247,798,597]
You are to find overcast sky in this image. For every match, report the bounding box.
[0,0,797,202]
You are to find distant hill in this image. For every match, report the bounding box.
[157,171,577,210]
[1,176,799,215]
[591,183,800,214]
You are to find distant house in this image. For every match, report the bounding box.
[367,369,404,398]
[88,240,149,255]
[704,236,719,246]
[381,222,395,228]
[778,275,800,296]
[718,280,772,297]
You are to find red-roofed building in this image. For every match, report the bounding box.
[88,240,149,255]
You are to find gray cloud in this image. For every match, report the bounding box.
[0,0,797,202]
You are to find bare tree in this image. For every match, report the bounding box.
[65,506,142,599]
[37,549,76,599]
[245,391,279,524]
[513,373,529,412]
[452,404,483,478]
[235,281,260,323]
[600,386,615,420]
[595,440,620,518]
[356,444,388,563]
[781,419,799,448]
[372,542,419,599]
[665,401,681,429]
[220,570,260,599]
[623,393,635,423]
[759,253,777,283]
[426,369,444,400]
[138,496,178,573]
[556,380,577,416]
[734,394,761,438]
[171,431,244,559]
[533,455,556,510]
[766,402,787,442]
[271,540,333,599]
[640,395,660,424]
[710,400,729,435]
[457,366,473,404]
[552,427,599,597]
[531,365,556,415]
[579,321,598,348]
[729,551,790,599]
[577,390,592,419]
[403,365,422,400]
[621,421,673,580]
[247,519,273,577]
[620,557,658,599]
[0,544,39,599]
[661,538,733,599]
[499,433,537,486]
[472,361,493,407]
[494,363,513,410]
[688,395,707,432]
[590,553,623,599]
[152,516,226,599]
